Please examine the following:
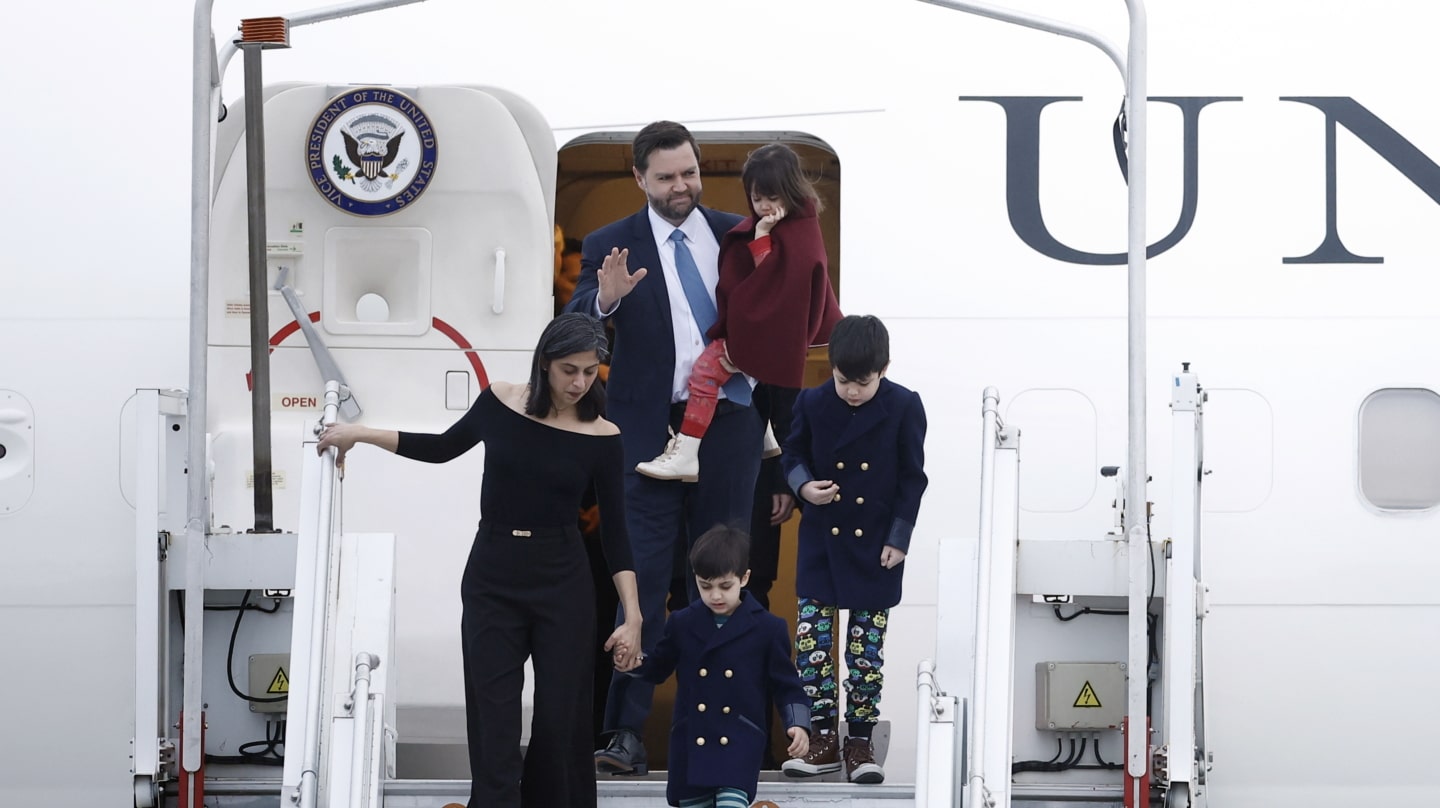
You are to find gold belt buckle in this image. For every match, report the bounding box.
[511,529,532,537]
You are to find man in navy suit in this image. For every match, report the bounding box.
[565,121,764,774]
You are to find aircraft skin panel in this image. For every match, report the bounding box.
[1204,604,1440,806]
[6,0,1440,804]
[1,604,136,806]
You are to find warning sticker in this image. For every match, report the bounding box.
[267,668,290,695]
[1073,681,1101,708]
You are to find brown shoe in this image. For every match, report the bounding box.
[781,730,841,776]
[843,737,885,784]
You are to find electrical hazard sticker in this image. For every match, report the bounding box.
[1073,681,1101,708]
[267,668,290,695]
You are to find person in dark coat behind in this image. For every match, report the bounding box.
[628,526,811,808]
[778,315,928,785]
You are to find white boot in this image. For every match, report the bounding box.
[761,422,782,459]
[636,432,702,482]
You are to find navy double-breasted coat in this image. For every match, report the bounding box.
[633,594,810,805]
[782,378,929,609]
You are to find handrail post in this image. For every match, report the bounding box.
[967,387,1001,808]
[1122,0,1151,783]
[344,652,381,808]
[914,0,1153,792]
[914,659,937,808]
[183,7,219,801]
[291,381,343,807]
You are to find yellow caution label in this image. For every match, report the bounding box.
[1074,681,1101,708]
[267,668,290,695]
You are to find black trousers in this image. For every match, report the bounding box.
[604,400,762,733]
[461,523,597,808]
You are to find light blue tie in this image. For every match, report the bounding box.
[669,229,751,406]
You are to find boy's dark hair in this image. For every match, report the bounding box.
[525,313,609,419]
[633,121,700,174]
[689,525,751,580]
[742,143,824,215]
[827,314,890,380]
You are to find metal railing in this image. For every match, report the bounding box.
[342,652,382,808]
[185,3,432,804]
[914,0,1152,785]
[290,381,345,807]
[967,388,1003,808]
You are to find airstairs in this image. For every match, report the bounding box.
[133,1,1209,805]
[133,374,1210,808]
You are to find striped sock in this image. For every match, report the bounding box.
[679,796,714,808]
[715,787,749,808]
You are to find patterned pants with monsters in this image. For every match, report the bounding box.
[794,598,889,725]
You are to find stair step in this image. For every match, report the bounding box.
[181,776,1128,806]
[381,778,914,807]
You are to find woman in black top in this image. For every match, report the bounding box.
[317,313,642,808]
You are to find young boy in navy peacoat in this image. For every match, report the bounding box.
[627,526,811,808]
[778,314,929,784]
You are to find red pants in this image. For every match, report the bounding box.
[680,339,735,438]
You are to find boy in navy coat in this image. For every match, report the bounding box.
[628,526,810,808]
[778,315,928,784]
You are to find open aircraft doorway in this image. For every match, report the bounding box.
[555,132,841,312]
[555,132,842,771]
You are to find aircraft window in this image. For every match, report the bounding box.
[1358,388,1440,511]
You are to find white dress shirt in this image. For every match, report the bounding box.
[649,206,723,402]
[597,206,754,403]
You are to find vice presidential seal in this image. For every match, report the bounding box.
[307,87,438,216]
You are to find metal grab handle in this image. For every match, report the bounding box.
[492,248,506,314]
[346,653,381,808]
[275,266,362,421]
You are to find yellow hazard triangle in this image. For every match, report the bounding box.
[267,667,290,695]
[1073,681,1101,708]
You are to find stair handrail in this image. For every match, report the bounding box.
[967,387,1003,808]
[914,659,937,806]
[912,0,1151,780]
[342,652,382,808]
[290,380,345,807]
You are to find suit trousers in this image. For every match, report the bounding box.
[462,523,597,808]
[604,400,763,733]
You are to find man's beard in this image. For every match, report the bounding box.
[650,189,700,223]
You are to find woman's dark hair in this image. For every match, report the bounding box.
[525,313,610,419]
[828,314,890,380]
[742,143,824,216]
[689,525,751,580]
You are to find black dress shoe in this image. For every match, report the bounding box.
[594,728,648,775]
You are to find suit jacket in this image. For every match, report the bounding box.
[566,205,744,466]
[633,594,810,805]
[712,199,843,388]
[781,378,929,609]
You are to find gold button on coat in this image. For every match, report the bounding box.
[699,668,708,677]
[855,529,864,537]
[720,737,729,745]
[856,497,865,505]
[724,669,733,678]
[861,462,870,470]
[697,703,707,712]
[833,494,841,502]
[836,461,845,470]
[831,527,840,535]
[696,737,705,746]
[722,706,731,714]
